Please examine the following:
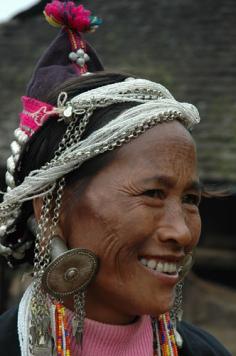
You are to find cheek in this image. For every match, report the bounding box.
[62,194,157,267]
[187,211,201,247]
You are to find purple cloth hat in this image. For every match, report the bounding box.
[26,0,104,100]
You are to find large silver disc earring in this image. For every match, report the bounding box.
[42,236,98,298]
[41,236,99,343]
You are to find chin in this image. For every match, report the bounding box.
[128,288,175,318]
[146,294,175,317]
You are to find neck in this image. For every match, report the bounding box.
[64,295,138,325]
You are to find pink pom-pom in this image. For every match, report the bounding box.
[44,1,92,32]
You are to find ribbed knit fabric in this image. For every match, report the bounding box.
[66,310,153,356]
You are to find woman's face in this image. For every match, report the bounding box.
[61,121,201,324]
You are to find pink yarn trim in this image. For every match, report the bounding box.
[44,1,91,32]
[19,96,57,137]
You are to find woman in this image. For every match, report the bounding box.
[0,1,231,355]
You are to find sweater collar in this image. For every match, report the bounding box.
[67,311,153,355]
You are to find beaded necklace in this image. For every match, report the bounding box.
[54,302,179,356]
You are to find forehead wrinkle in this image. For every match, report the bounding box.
[138,174,201,191]
[137,175,176,188]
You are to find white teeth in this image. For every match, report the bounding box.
[170,263,177,273]
[164,262,170,272]
[140,258,148,266]
[147,259,156,269]
[156,262,164,272]
[140,258,178,274]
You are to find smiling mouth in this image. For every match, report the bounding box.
[138,257,181,275]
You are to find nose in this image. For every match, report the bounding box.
[156,207,192,248]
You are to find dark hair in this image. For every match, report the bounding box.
[5,72,138,264]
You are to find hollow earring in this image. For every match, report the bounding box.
[41,235,99,343]
[171,251,195,348]
[179,251,194,280]
[42,236,98,298]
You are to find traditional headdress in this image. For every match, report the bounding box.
[0,1,200,355]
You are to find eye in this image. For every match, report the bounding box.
[182,194,201,206]
[143,189,165,199]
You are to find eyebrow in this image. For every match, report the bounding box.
[140,175,203,193]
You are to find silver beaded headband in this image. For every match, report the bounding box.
[0,78,200,260]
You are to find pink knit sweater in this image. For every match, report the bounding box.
[67,312,153,355]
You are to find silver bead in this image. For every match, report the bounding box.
[0,225,7,237]
[7,156,15,174]
[76,58,85,67]
[14,128,22,140]
[69,52,77,62]
[0,244,12,257]
[5,171,15,188]
[17,132,28,145]
[6,218,15,227]
[84,53,90,62]
[76,48,85,56]
[63,105,73,118]
[10,141,21,155]
[13,154,20,164]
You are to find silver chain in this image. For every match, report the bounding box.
[29,109,93,352]
[33,176,65,275]
[73,291,86,344]
[60,110,182,165]
[30,178,65,351]
[33,192,53,275]
[49,106,94,164]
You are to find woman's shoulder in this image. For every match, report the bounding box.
[178,320,232,356]
[0,305,20,355]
